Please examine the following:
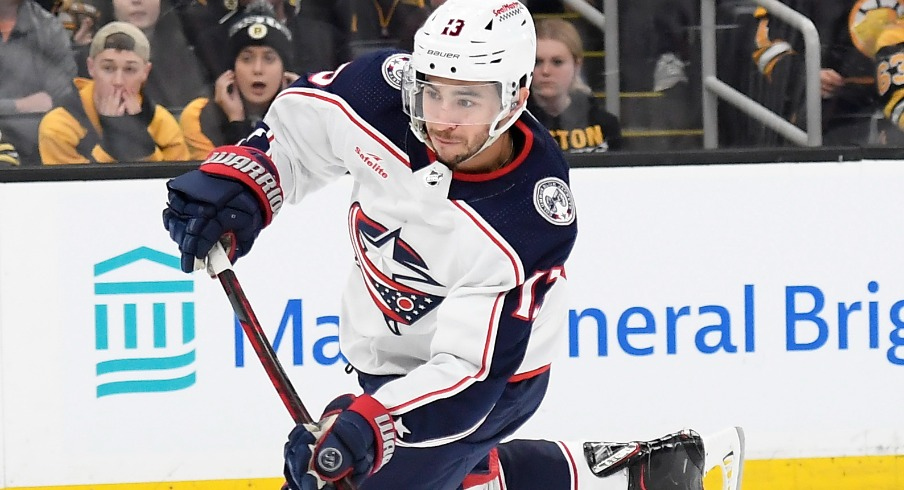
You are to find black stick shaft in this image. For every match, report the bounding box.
[219,269,312,423]
[216,268,357,490]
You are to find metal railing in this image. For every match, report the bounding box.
[701,0,822,147]
[563,0,620,117]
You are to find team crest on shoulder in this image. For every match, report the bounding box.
[534,177,576,225]
[382,53,411,89]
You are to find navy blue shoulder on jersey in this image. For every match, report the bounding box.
[449,114,578,274]
[287,49,413,156]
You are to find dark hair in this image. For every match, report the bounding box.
[101,32,139,52]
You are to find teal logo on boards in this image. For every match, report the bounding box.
[94,247,197,397]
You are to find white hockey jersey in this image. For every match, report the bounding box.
[242,50,578,446]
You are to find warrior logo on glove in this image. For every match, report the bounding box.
[203,147,284,220]
[374,414,396,467]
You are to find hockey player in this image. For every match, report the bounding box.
[162,0,743,489]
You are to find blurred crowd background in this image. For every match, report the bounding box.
[2,0,904,166]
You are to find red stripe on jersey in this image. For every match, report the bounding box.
[556,441,580,490]
[451,200,523,284]
[386,291,504,412]
[462,448,500,487]
[508,364,550,383]
[452,120,534,182]
[276,88,411,168]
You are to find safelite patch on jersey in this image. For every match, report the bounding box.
[382,53,410,89]
[534,177,576,225]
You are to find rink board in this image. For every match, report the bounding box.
[1,160,903,488]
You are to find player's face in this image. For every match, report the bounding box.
[234,46,285,106]
[88,49,151,94]
[422,76,502,168]
[533,38,578,101]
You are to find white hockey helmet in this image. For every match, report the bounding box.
[402,0,536,148]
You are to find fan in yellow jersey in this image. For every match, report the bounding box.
[179,2,298,161]
[874,18,904,142]
[751,0,904,145]
[38,21,189,164]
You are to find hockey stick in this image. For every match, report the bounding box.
[205,241,356,490]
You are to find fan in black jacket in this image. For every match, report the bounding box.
[528,17,622,154]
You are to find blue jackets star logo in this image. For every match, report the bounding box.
[349,203,445,335]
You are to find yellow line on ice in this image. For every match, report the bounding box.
[704,454,904,489]
[3,455,903,490]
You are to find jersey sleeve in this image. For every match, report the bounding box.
[241,50,410,204]
[751,6,796,81]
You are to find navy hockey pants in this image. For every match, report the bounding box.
[355,370,550,490]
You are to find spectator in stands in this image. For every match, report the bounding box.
[0,0,77,165]
[750,0,892,146]
[873,16,904,145]
[528,17,622,153]
[54,0,100,45]
[650,0,702,149]
[109,0,208,110]
[292,0,350,72]
[38,21,189,163]
[652,0,692,93]
[180,0,346,82]
[0,129,19,166]
[180,3,298,160]
[52,0,102,78]
[346,0,431,58]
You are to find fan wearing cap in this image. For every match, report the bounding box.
[38,21,189,164]
[179,3,298,160]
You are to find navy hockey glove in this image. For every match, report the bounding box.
[162,145,283,272]
[283,394,396,490]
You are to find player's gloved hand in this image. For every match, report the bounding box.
[162,145,283,272]
[283,394,396,490]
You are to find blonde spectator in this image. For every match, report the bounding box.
[528,17,622,153]
[38,21,189,164]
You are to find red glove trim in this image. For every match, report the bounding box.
[199,145,283,226]
[348,394,396,474]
